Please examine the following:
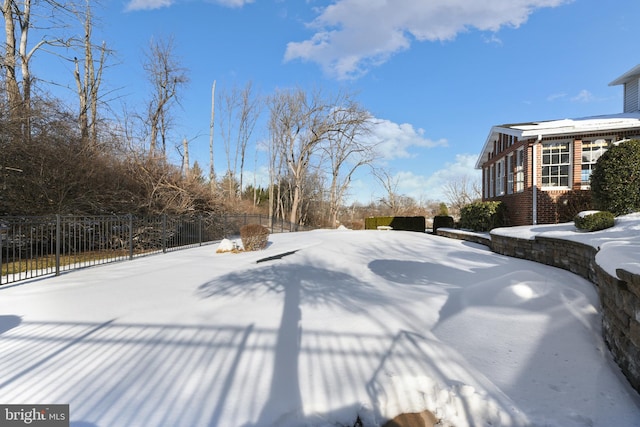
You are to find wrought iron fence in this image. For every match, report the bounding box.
[0,213,309,286]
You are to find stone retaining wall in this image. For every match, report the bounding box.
[437,229,640,394]
[434,229,492,248]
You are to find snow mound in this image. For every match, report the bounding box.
[374,375,528,427]
[216,238,242,253]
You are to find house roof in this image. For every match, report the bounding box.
[475,112,640,169]
[609,64,640,86]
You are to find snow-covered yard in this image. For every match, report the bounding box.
[1,225,639,426]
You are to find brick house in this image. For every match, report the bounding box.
[475,65,640,226]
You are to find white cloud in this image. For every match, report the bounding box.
[208,0,255,7]
[125,0,173,11]
[395,153,481,202]
[547,89,595,103]
[285,0,573,80]
[125,0,253,12]
[571,89,594,103]
[370,118,448,160]
[347,153,481,204]
[547,92,567,101]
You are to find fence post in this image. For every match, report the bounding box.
[223,214,227,238]
[55,214,61,276]
[162,214,167,253]
[0,224,3,285]
[198,216,203,246]
[129,214,134,260]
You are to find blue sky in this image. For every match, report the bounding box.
[36,0,640,204]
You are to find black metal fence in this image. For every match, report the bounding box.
[0,213,309,285]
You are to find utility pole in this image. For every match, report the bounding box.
[182,137,189,179]
[209,80,216,193]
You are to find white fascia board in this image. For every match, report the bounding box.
[475,113,640,169]
[516,113,640,138]
[474,126,523,169]
[609,64,640,86]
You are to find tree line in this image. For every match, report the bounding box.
[0,1,475,227]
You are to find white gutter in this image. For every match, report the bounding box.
[532,135,541,225]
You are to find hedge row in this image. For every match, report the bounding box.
[364,216,426,232]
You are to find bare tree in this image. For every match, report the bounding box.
[73,0,108,146]
[372,167,401,214]
[268,88,329,225]
[2,0,73,139]
[323,95,375,227]
[443,175,482,217]
[218,81,261,200]
[236,81,260,196]
[143,36,189,155]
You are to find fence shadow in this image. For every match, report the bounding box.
[0,318,390,426]
[0,315,21,335]
[0,317,535,426]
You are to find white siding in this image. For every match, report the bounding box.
[624,78,639,113]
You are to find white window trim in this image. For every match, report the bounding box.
[489,164,494,198]
[496,159,505,196]
[580,137,612,190]
[507,154,514,195]
[515,148,524,193]
[484,167,489,199]
[541,140,572,190]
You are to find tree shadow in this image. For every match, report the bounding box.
[366,329,531,426]
[198,261,395,426]
[0,315,21,335]
[368,260,476,287]
[198,262,392,311]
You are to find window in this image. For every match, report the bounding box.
[507,154,514,194]
[489,164,494,198]
[541,142,571,188]
[581,138,610,186]
[515,148,524,192]
[484,167,490,198]
[496,159,505,196]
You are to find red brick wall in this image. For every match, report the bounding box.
[479,130,640,225]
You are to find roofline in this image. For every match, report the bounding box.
[474,126,520,169]
[475,112,640,169]
[609,63,640,86]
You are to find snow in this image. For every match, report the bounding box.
[216,238,243,252]
[1,225,640,426]
[492,213,640,277]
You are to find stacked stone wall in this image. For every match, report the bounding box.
[433,229,491,247]
[437,229,640,394]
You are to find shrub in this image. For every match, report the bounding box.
[365,216,393,230]
[459,201,507,232]
[365,216,426,232]
[433,215,454,232]
[574,211,615,232]
[590,139,640,216]
[240,224,269,251]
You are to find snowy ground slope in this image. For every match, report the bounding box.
[491,212,640,277]
[1,229,639,427]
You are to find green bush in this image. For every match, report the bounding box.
[433,215,454,232]
[574,211,615,232]
[240,224,270,251]
[459,201,507,231]
[365,216,393,229]
[365,216,426,232]
[590,139,640,216]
